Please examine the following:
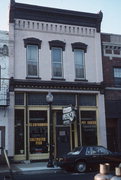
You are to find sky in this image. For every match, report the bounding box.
[0,0,121,35]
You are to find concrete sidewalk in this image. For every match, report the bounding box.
[0,161,61,174]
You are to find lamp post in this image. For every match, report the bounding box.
[46,92,54,167]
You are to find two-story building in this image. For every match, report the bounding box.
[101,33,121,152]
[9,0,107,162]
[0,30,9,158]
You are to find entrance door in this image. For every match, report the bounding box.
[56,126,70,157]
[29,110,48,160]
[55,111,71,158]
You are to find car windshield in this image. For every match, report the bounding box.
[67,147,82,155]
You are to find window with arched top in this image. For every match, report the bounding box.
[23,38,42,77]
[71,42,88,80]
[49,40,66,79]
[3,45,9,56]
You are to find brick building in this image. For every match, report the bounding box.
[101,33,121,152]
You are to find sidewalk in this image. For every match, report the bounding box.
[0,161,61,174]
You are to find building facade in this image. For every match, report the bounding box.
[0,30,9,158]
[9,0,107,161]
[102,33,121,152]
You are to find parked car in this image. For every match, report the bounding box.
[58,146,121,173]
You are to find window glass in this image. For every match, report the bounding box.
[114,67,121,85]
[81,111,97,146]
[86,147,92,155]
[74,49,85,79]
[114,68,121,78]
[27,45,38,77]
[29,110,48,154]
[52,47,63,78]
[15,109,24,155]
[79,94,96,106]
[15,93,24,105]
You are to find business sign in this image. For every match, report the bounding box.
[62,106,76,125]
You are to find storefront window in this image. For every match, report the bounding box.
[15,109,24,155]
[29,110,48,154]
[81,111,97,145]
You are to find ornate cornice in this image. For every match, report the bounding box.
[9,78,104,94]
[9,2,102,32]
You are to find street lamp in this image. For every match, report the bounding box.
[46,92,54,167]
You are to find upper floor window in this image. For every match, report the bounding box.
[71,42,87,80]
[49,40,65,79]
[24,38,41,78]
[114,67,121,85]
[27,45,38,77]
[74,49,85,79]
[52,47,63,78]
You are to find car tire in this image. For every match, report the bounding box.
[75,162,86,173]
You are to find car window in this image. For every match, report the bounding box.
[92,147,99,155]
[86,147,92,155]
[91,147,110,155]
[98,147,110,155]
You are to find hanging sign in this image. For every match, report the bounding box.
[62,106,76,125]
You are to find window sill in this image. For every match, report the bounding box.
[26,77,41,80]
[51,78,65,81]
[75,79,88,82]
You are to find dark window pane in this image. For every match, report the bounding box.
[53,93,75,106]
[79,94,96,106]
[15,93,24,105]
[81,111,97,146]
[28,93,47,105]
[114,50,120,55]
[15,109,24,155]
[105,49,112,54]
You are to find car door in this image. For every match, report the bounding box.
[91,147,105,165]
[85,147,101,168]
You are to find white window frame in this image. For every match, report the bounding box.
[51,47,63,78]
[74,49,85,80]
[26,45,39,77]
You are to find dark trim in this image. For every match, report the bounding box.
[26,77,41,80]
[51,78,65,81]
[9,2,103,32]
[75,79,88,82]
[49,40,66,51]
[24,38,42,49]
[9,78,105,93]
[71,42,88,53]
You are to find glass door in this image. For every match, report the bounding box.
[29,110,48,160]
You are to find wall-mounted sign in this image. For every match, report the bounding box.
[62,106,76,125]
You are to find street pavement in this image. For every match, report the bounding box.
[0,161,98,180]
[0,161,61,174]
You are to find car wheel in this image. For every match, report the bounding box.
[75,162,86,173]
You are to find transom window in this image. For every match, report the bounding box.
[27,45,38,77]
[51,47,63,78]
[74,49,85,79]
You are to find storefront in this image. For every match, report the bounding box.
[13,82,103,161]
